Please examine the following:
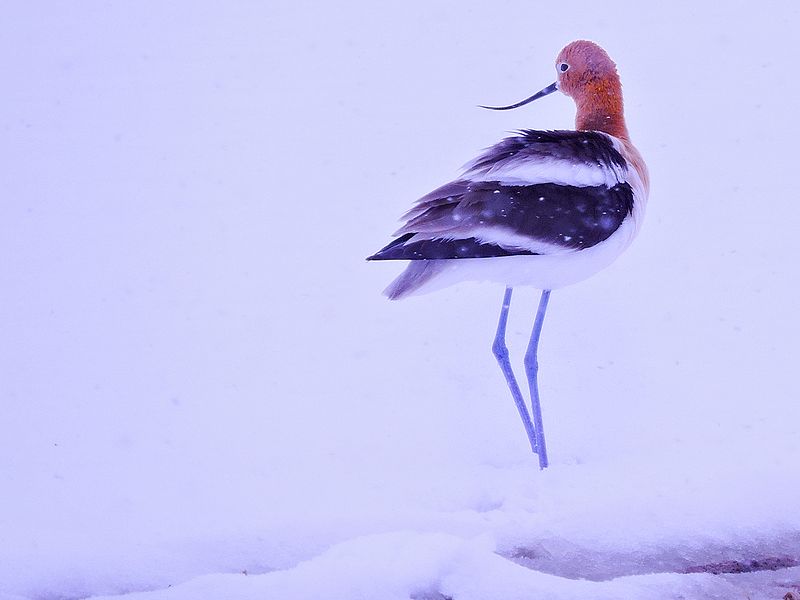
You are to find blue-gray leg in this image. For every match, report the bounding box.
[492,287,538,455]
[524,290,551,469]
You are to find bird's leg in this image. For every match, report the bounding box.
[524,290,551,469]
[492,287,539,455]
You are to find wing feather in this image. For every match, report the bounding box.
[369,130,635,262]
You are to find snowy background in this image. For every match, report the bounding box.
[1,1,799,599]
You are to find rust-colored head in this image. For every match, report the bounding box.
[555,40,628,139]
[479,40,631,140]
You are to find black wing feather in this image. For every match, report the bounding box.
[368,235,537,260]
[369,181,633,260]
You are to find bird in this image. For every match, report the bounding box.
[367,41,650,469]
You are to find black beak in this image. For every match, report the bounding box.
[479,81,559,111]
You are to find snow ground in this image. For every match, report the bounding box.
[1,1,799,599]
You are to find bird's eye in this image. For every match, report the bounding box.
[559,63,569,72]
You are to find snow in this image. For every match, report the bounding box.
[1,1,799,599]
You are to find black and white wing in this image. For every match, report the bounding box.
[368,130,635,261]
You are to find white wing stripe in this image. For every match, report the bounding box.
[466,157,622,188]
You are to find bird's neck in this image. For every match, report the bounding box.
[574,76,629,140]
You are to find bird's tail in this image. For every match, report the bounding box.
[384,260,446,300]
